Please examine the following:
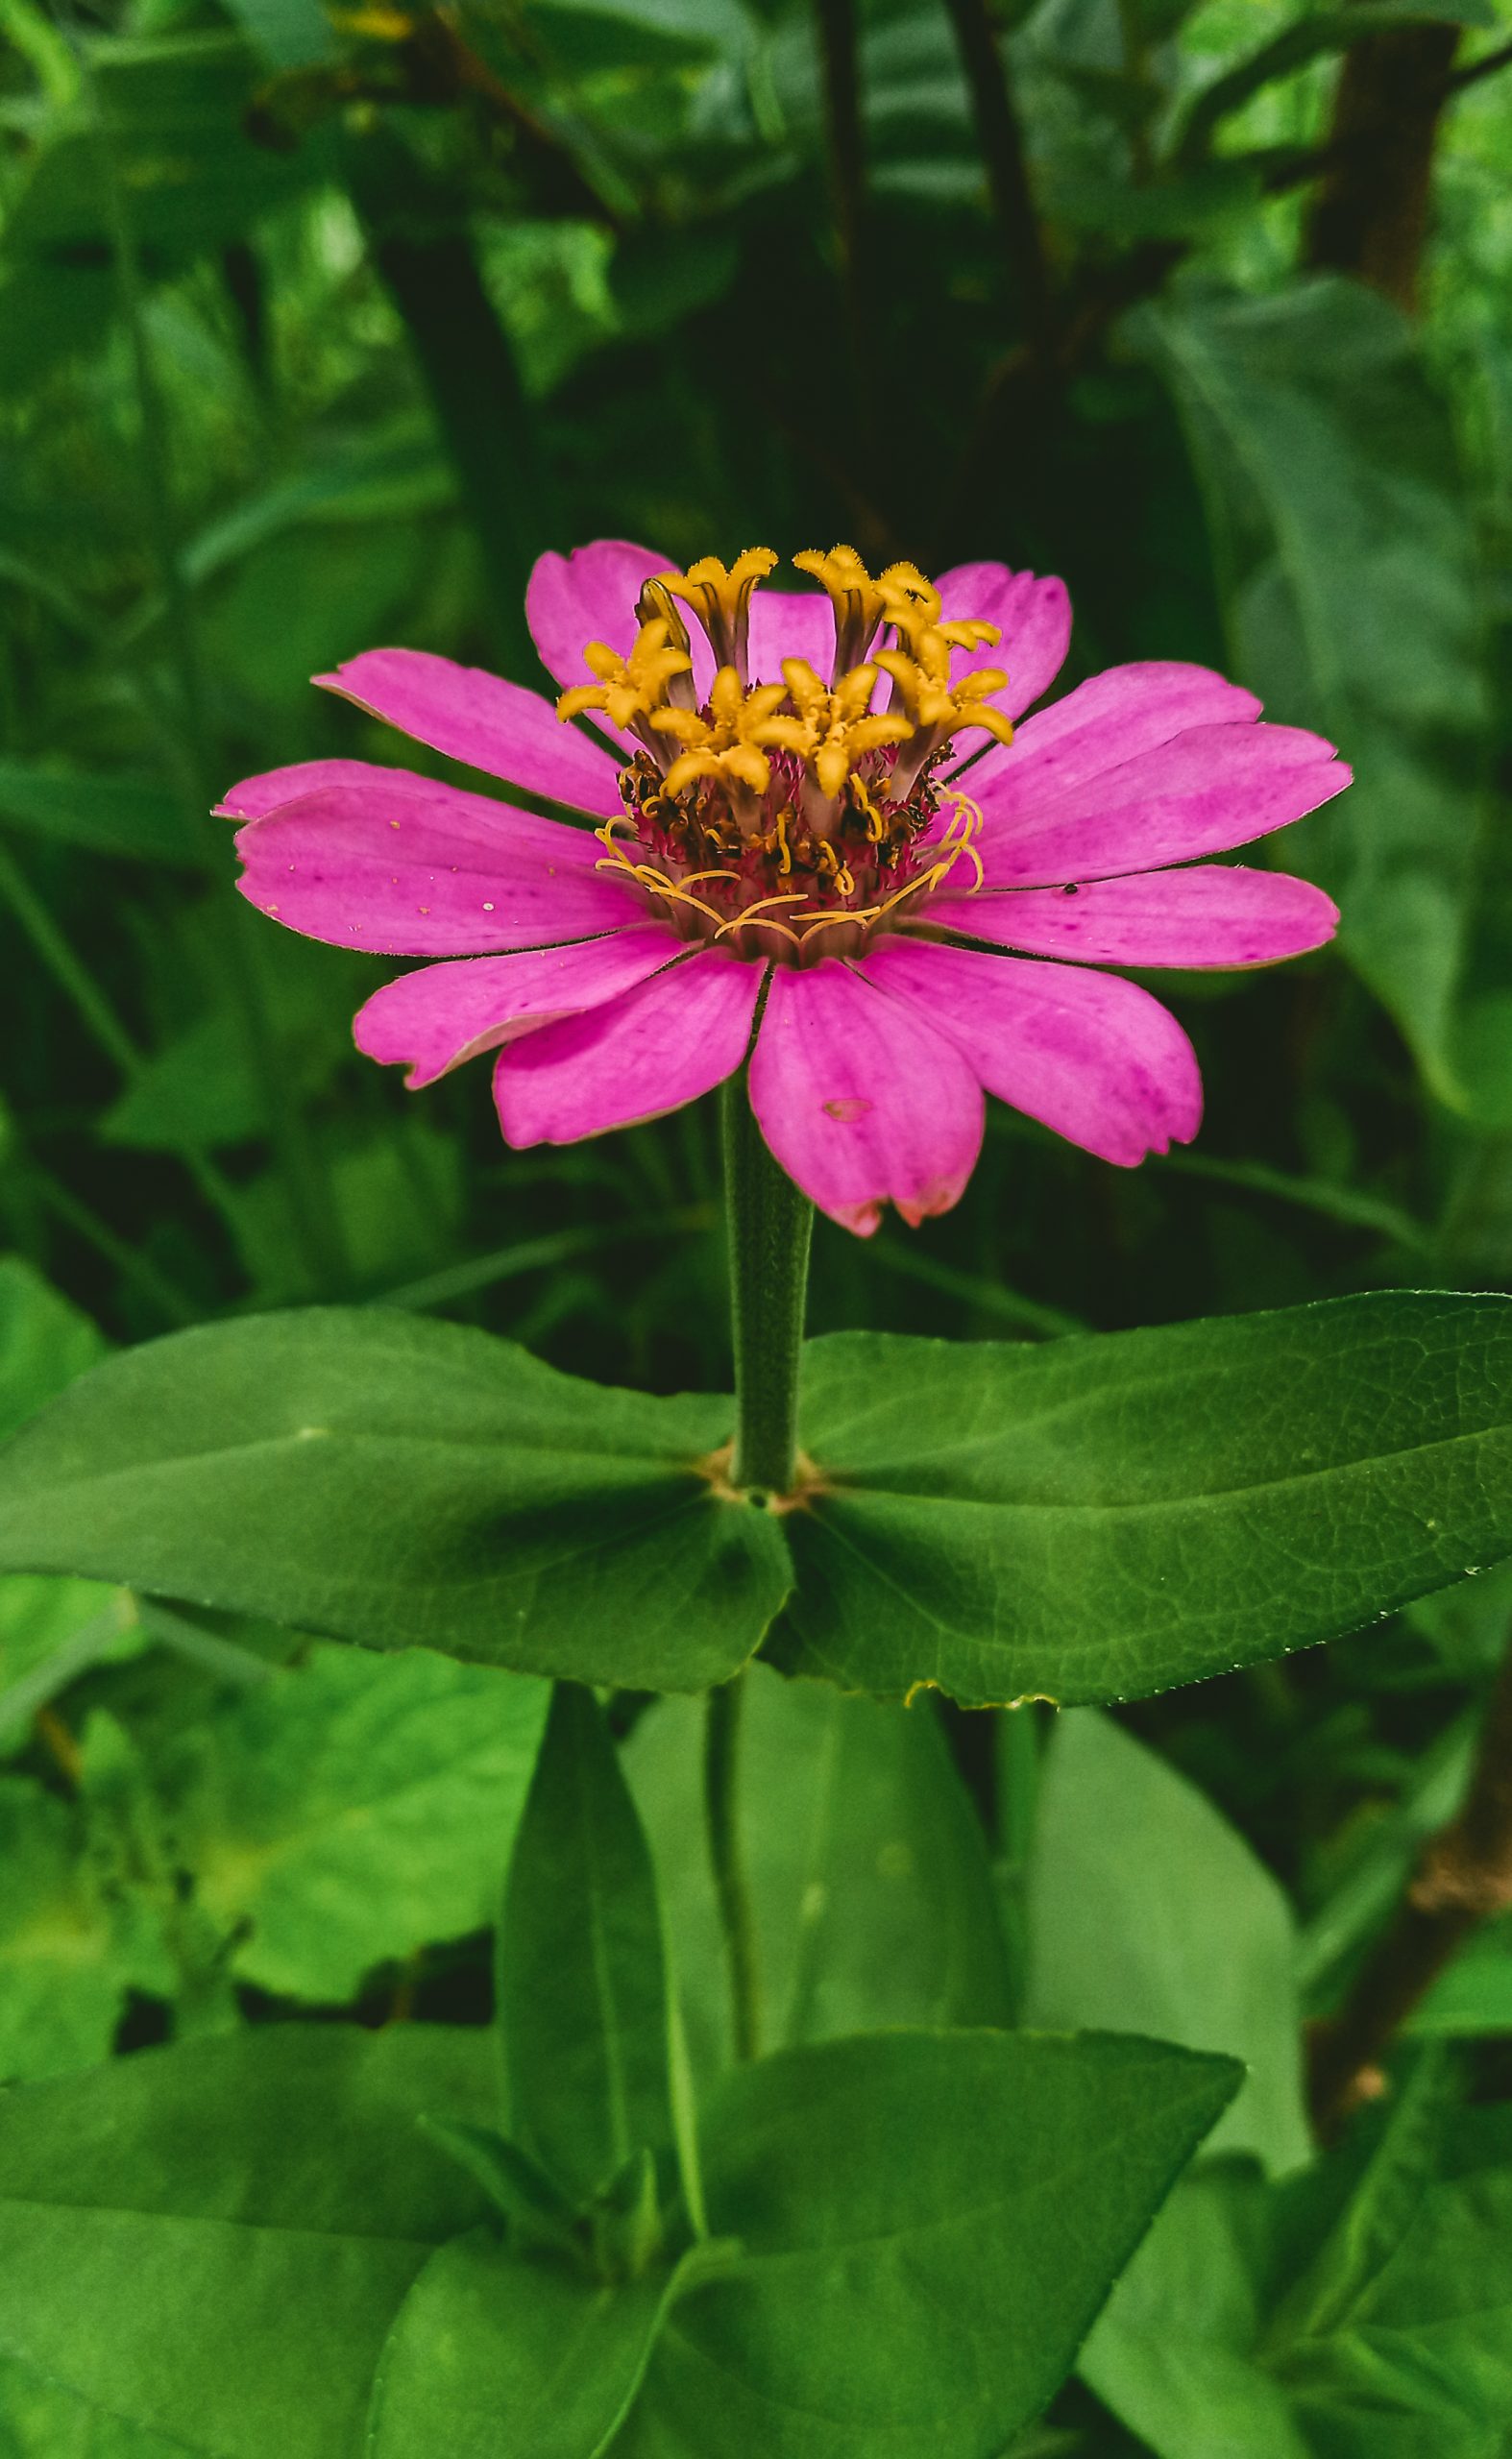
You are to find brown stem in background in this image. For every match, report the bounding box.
[939,0,1055,355]
[1305,16,1461,312]
[1309,1619,1512,2138]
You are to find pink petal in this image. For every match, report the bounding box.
[494,950,762,1145]
[967,662,1264,818]
[525,541,716,748]
[235,770,636,957]
[747,590,838,686]
[928,865,1339,968]
[354,924,684,1087]
[747,962,984,1236]
[974,722,1351,888]
[313,649,622,819]
[217,758,391,822]
[934,561,1072,720]
[861,938,1202,1167]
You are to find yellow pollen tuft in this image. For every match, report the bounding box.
[556,618,691,734]
[779,657,912,801]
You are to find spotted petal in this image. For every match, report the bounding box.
[354,924,684,1086]
[525,541,717,746]
[314,649,623,819]
[494,950,762,1144]
[928,865,1339,967]
[862,938,1201,1167]
[973,722,1350,887]
[962,662,1263,812]
[235,771,635,956]
[748,961,985,1236]
[934,562,1072,722]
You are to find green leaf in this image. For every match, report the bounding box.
[624,1665,1011,2084]
[0,1255,106,1437]
[1025,1711,1310,2172]
[616,2030,1241,2459]
[1084,2055,1512,2456]
[0,761,205,869]
[0,2024,497,2457]
[499,1686,681,2208]
[1139,283,1491,1097]
[368,2228,727,2459]
[0,2353,183,2459]
[161,1643,549,2001]
[771,1295,1512,1707]
[0,1308,792,1692]
[0,1774,166,2082]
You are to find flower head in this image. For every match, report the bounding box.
[222,540,1349,1236]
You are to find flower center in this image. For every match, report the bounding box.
[555,545,1009,964]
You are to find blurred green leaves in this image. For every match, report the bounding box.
[1143,280,1491,1100]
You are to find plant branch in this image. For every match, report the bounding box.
[814,0,867,350]
[1309,1617,1512,2137]
[938,0,1055,353]
[1449,34,1512,93]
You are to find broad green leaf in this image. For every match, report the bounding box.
[499,1686,679,2206]
[625,1665,1011,2083]
[772,1296,1512,1707]
[1140,283,1491,1096]
[0,1308,792,1692]
[0,2353,182,2459]
[617,2030,1241,2459]
[161,1643,549,2001]
[1025,1711,1310,2171]
[368,2228,725,2459]
[0,2024,497,2458]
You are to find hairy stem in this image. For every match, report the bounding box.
[1309,1617,1512,2135]
[703,1673,760,2062]
[721,1071,814,1497]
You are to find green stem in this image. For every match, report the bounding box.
[703,1673,760,2062]
[721,1071,814,1496]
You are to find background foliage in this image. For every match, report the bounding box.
[2,0,1512,2443]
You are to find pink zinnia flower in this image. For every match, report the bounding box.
[221,541,1348,1235]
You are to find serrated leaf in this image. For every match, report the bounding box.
[161,1643,548,2001]
[0,1776,165,2083]
[1025,1711,1310,2171]
[0,1309,792,1692]
[616,2029,1241,2459]
[771,1295,1512,1707]
[624,1665,1011,2083]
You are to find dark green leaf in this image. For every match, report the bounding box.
[625,1665,1011,2083]
[0,1309,793,1692]
[772,1296,1512,1706]
[617,2030,1241,2459]
[0,762,205,869]
[499,1685,682,2207]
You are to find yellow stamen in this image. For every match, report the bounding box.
[658,548,777,672]
[557,618,692,734]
